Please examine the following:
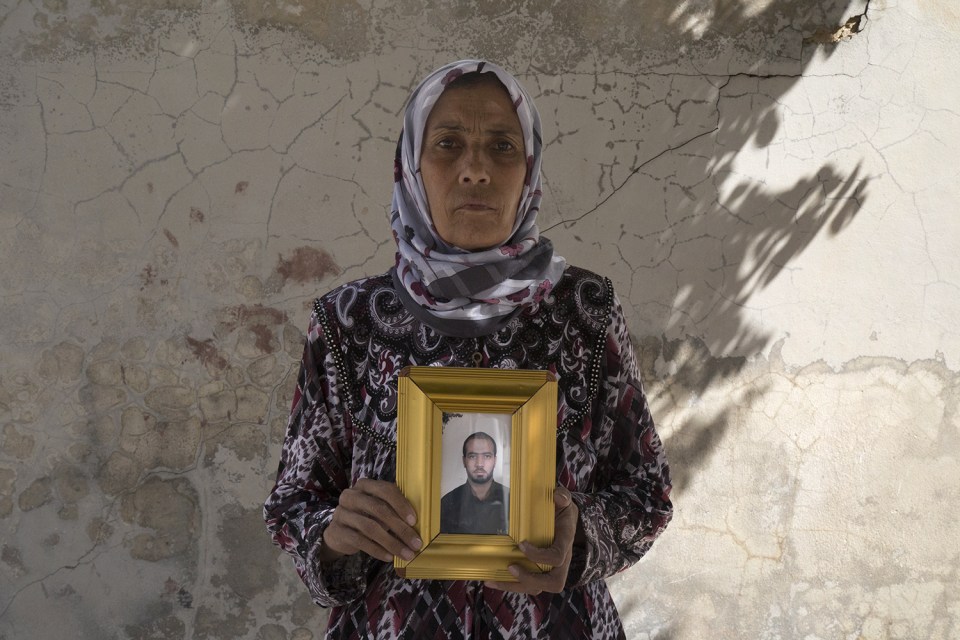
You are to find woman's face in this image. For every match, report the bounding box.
[420,78,527,251]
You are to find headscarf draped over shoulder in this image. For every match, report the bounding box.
[390,59,566,338]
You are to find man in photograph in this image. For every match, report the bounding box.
[440,432,509,535]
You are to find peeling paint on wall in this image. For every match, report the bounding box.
[275,247,341,287]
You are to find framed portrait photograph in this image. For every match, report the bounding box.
[395,366,558,581]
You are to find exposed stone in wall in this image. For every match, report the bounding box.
[216,504,280,601]
[121,475,200,562]
[17,477,53,512]
[1,424,35,460]
[0,467,16,518]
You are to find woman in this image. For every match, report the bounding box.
[264,59,672,639]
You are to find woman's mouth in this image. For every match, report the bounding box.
[458,202,494,211]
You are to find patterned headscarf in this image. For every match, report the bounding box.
[390,59,566,338]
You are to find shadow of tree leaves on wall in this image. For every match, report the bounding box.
[544,1,870,497]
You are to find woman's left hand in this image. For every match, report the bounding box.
[484,486,579,595]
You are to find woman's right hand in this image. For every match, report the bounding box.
[319,478,422,563]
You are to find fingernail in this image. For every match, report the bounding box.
[508,565,520,577]
[410,538,422,549]
[518,541,529,552]
[401,549,415,561]
[406,514,416,526]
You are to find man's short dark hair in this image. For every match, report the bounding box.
[462,431,497,457]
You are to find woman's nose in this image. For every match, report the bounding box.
[459,149,490,184]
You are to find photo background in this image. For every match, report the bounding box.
[439,413,512,498]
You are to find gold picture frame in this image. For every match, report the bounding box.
[395,366,558,581]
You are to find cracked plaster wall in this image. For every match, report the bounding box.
[1,0,958,638]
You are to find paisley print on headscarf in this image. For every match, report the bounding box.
[390,59,566,338]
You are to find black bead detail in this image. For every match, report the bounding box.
[315,298,399,450]
[556,277,614,439]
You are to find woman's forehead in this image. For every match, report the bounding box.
[426,82,520,127]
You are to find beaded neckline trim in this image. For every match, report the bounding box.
[313,298,395,449]
[312,276,613,447]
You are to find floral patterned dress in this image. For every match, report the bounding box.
[264,265,673,639]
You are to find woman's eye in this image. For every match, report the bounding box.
[495,141,514,152]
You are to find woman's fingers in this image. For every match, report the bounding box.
[323,479,422,562]
[332,508,419,561]
[515,539,567,567]
[341,481,420,542]
[485,486,580,595]
[353,478,418,526]
[518,487,578,565]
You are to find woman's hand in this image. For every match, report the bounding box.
[319,478,422,563]
[484,486,580,595]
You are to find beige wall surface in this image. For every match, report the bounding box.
[1,0,958,638]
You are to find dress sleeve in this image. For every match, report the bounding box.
[565,293,673,587]
[263,310,375,607]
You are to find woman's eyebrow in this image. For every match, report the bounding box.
[429,122,522,136]
[486,128,522,137]
[430,122,466,132]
